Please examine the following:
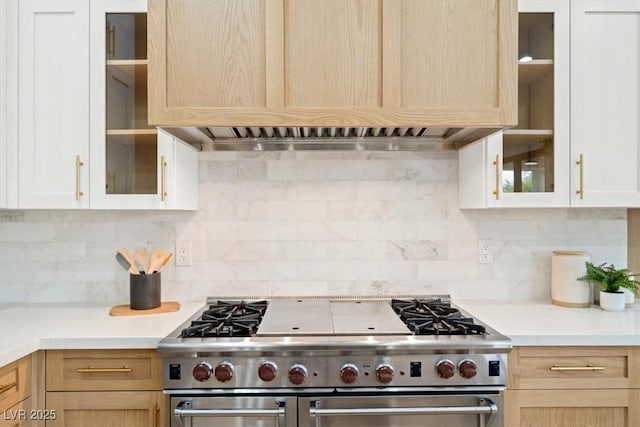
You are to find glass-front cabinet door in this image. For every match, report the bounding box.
[105,12,156,196]
[90,0,168,209]
[489,0,569,207]
[459,0,570,209]
[486,0,570,207]
[458,0,569,209]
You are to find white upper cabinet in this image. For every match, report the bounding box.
[9,0,198,210]
[459,0,569,208]
[89,0,198,210]
[157,129,199,210]
[460,0,640,209]
[18,0,90,208]
[570,0,640,207]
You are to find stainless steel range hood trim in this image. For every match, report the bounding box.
[202,137,451,152]
[162,127,501,151]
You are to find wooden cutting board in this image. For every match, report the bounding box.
[109,301,181,316]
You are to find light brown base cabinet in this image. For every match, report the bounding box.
[44,350,164,427]
[0,353,42,427]
[0,397,32,427]
[505,346,640,427]
[45,392,163,427]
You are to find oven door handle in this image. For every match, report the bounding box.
[174,400,286,427]
[309,400,497,427]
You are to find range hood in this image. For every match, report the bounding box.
[164,126,499,152]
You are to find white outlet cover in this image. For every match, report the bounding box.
[478,240,493,264]
[175,241,192,266]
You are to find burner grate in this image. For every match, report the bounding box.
[391,298,486,336]
[181,300,268,338]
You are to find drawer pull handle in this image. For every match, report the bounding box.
[76,367,133,374]
[550,364,604,372]
[160,155,168,201]
[153,402,159,427]
[75,155,84,201]
[0,381,17,393]
[576,154,584,199]
[493,154,500,200]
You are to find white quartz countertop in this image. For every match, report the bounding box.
[2,299,640,368]
[456,299,640,347]
[0,301,203,367]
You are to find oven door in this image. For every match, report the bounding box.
[298,391,503,427]
[171,395,297,427]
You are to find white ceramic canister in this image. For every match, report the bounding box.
[551,250,591,308]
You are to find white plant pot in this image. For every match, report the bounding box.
[622,288,635,308]
[599,291,626,312]
[551,250,591,308]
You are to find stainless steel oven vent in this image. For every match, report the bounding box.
[165,126,494,151]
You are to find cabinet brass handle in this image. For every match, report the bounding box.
[0,381,17,393]
[108,24,115,59]
[550,364,604,372]
[161,155,168,201]
[576,154,584,199]
[75,155,84,201]
[76,367,133,374]
[493,154,500,200]
[153,402,159,427]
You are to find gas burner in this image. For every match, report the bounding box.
[391,298,486,336]
[181,300,268,338]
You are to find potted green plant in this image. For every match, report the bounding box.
[577,262,640,311]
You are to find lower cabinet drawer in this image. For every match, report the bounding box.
[508,346,640,389]
[46,350,161,391]
[45,391,163,427]
[0,396,33,427]
[0,356,31,412]
[505,389,640,427]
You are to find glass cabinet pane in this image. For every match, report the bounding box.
[105,13,156,195]
[503,13,554,193]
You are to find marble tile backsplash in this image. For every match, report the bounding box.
[0,151,627,304]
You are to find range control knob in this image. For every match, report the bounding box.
[258,361,278,382]
[214,361,234,382]
[435,360,456,379]
[288,364,308,386]
[375,364,394,384]
[458,359,478,379]
[340,364,359,384]
[192,362,213,382]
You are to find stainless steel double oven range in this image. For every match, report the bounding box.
[159,296,511,427]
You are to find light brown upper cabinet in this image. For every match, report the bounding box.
[148,0,517,129]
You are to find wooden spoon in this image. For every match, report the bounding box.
[116,249,140,275]
[134,247,150,274]
[158,253,173,272]
[148,247,169,273]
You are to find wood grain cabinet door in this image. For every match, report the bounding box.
[505,389,640,427]
[506,347,640,427]
[46,350,162,392]
[381,0,516,125]
[45,391,163,427]
[0,397,32,427]
[148,0,516,128]
[0,356,31,413]
[148,0,282,124]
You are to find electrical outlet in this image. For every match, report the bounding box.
[478,240,493,264]
[176,241,192,266]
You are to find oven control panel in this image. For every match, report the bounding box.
[162,353,507,390]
